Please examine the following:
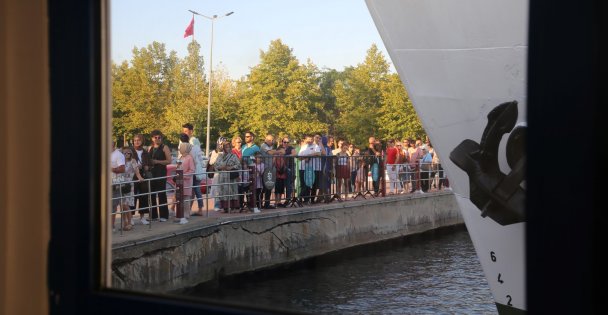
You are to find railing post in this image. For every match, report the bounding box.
[381,156,386,197]
[415,162,422,192]
[147,179,152,229]
[176,169,184,219]
[204,169,210,218]
[252,161,258,211]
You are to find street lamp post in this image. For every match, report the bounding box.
[188,10,234,156]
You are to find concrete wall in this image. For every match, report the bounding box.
[112,192,462,292]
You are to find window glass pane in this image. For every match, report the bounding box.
[108,0,525,313]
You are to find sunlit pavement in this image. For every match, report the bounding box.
[111,185,451,247]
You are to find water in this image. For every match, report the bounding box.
[187,227,496,314]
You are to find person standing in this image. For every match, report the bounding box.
[276,136,296,207]
[260,134,277,209]
[420,145,433,192]
[111,140,126,232]
[132,134,152,224]
[319,136,333,202]
[348,143,357,192]
[177,141,195,224]
[241,131,260,166]
[408,138,422,193]
[298,135,318,205]
[241,131,260,210]
[363,136,382,195]
[310,135,325,203]
[148,130,172,221]
[122,146,144,229]
[327,136,335,153]
[208,137,225,212]
[395,141,406,193]
[385,139,400,194]
[214,140,241,213]
[332,139,345,156]
[400,138,412,192]
[181,123,205,216]
[231,136,243,159]
[335,141,351,200]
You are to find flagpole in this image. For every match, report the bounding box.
[191,13,196,124]
[206,19,214,158]
[187,10,233,156]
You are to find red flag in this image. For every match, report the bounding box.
[183,17,194,38]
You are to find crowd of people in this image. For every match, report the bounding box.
[110,123,450,232]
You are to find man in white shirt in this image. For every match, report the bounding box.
[298,135,322,205]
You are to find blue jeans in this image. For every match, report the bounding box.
[192,177,203,209]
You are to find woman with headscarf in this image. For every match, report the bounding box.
[177,141,195,224]
[214,139,241,213]
[208,137,225,211]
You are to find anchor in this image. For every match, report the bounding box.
[450,101,526,226]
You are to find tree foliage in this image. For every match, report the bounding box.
[378,74,425,140]
[112,40,425,149]
[240,39,327,139]
[334,44,388,146]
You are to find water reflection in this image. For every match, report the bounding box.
[188,227,495,314]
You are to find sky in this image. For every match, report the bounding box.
[111,0,395,79]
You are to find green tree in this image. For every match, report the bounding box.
[334,44,389,146]
[163,41,206,143]
[112,40,425,149]
[208,64,241,143]
[377,73,425,140]
[318,68,344,135]
[111,60,133,143]
[111,41,176,144]
[241,39,327,139]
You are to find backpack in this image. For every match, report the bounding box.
[275,156,287,175]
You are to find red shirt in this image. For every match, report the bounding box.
[386,147,398,164]
[232,148,242,159]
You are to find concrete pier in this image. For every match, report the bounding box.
[111,191,462,292]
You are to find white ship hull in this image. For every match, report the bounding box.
[366,0,528,312]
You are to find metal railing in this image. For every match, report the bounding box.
[110,155,450,234]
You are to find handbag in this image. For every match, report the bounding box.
[143,169,153,179]
[138,169,153,193]
[263,166,276,190]
[206,163,215,178]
